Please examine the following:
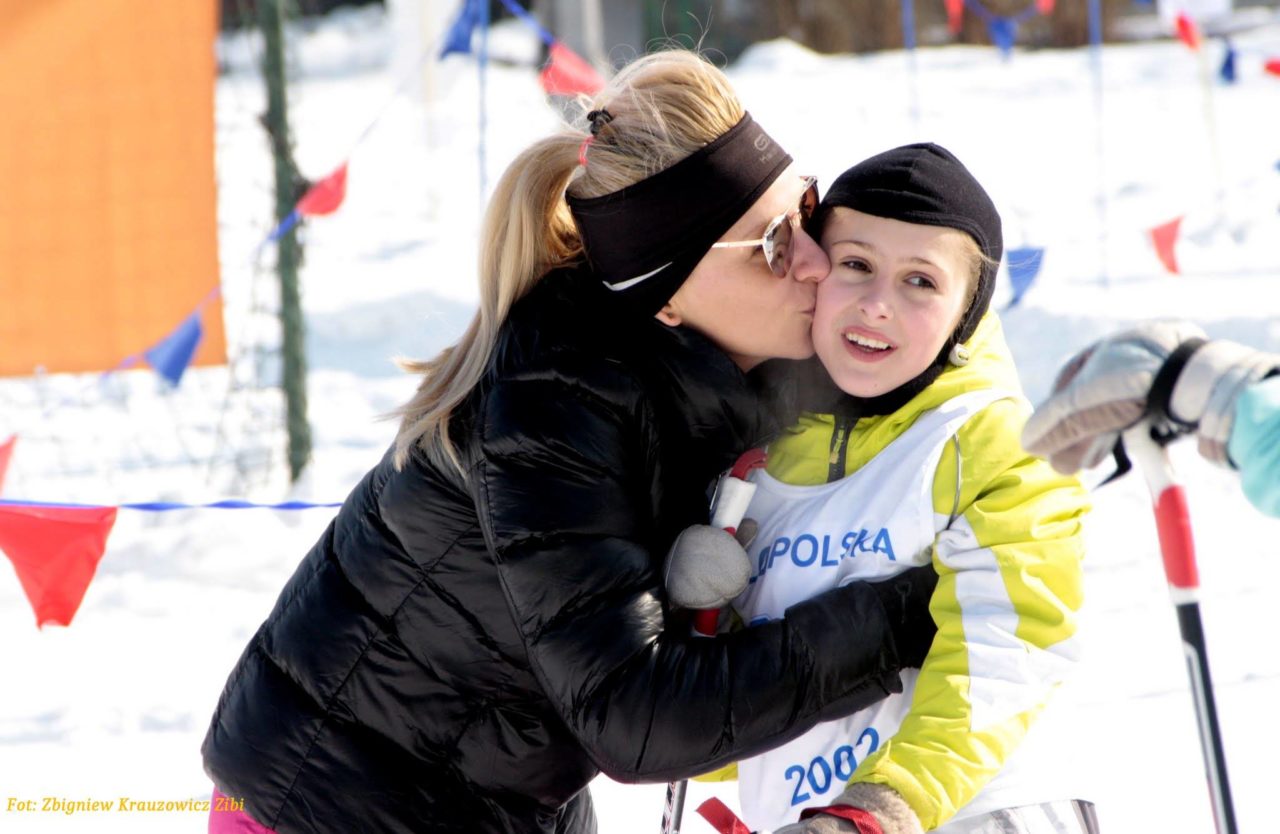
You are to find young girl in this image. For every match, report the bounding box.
[721,144,1096,834]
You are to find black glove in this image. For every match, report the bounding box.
[866,564,937,668]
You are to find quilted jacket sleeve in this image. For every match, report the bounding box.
[470,370,912,782]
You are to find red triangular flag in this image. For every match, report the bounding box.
[1175,12,1201,51]
[0,504,117,627]
[539,42,604,97]
[1036,0,1055,14]
[1265,58,1280,77]
[296,162,349,217]
[945,0,965,35]
[1150,216,1184,275]
[0,435,15,495]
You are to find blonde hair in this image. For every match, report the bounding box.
[391,51,745,474]
[957,234,994,313]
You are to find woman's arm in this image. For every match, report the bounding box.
[471,373,933,782]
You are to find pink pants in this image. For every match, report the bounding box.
[208,788,276,834]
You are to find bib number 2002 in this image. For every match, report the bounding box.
[784,729,880,807]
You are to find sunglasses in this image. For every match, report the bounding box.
[710,176,819,277]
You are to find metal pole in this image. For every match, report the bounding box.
[478,0,490,199]
[901,0,921,132]
[258,0,312,482]
[1122,426,1237,834]
[582,0,608,72]
[1087,0,1109,288]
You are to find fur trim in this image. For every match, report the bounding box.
[835,783,924,834]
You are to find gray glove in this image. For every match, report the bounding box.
[771,783,922,834]
[662,520,757,610]
[1021,321,1280,472]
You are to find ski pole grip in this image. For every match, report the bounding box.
[696,451,767,639]
[710,477,757,533]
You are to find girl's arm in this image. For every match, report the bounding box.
[844,398,1090,830]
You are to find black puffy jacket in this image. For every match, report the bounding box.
[202,267,921,833]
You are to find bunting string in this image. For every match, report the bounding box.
[0,495,342,628]
[0,498,342,512]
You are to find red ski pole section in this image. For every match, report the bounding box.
[693,609,720,636]
[730,448,768,480]
[1154,485,1199,591]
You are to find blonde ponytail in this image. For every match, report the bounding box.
[392,50,745,475]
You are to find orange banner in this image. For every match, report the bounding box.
[0,1,225,376]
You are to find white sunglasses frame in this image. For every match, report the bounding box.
[709,176,819,276]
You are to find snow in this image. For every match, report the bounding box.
[3,5,1280,832]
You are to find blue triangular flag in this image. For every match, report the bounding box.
[440,0,483,58]
[988,17,1018,58]
[1219,42,1237,84]
[144,312,203,387]
[1005,247,1045,308]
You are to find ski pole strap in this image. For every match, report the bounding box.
[695,798,752,834]
[1149,337,1207,434]
[799,804,885,834]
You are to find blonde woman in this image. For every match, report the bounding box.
[202,51,938,834]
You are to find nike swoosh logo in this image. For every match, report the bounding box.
[604,262,673,291]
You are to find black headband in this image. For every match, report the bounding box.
[567,113,792,316]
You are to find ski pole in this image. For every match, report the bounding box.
[661,449,768,834]
[1120,423,1237,834]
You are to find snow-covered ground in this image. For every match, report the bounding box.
[3,5,1280,832]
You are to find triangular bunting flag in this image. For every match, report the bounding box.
[1005,247,1045,308]
[440,0,482,58]
[945,0,965,35]
[1219,42,1237,83]
[0,503,117,627]
[144,311,203,387]
[297,162,348,217]
[1175,12,1201,51]
[1150,216,1183,274]
[539,42,605,97]
[0,435,15,495]
[988,17,1018,58]
[1036,0,1055,13]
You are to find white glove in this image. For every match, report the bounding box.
[771,783,922,834]
[1021,321,1280,472]
[662,521,756,610]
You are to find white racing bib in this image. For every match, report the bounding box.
[734,389,1014,831]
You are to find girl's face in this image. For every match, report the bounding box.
[814,207,973,397]
[659,168,830,371]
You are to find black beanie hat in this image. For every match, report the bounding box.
[818,142,1002,348]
